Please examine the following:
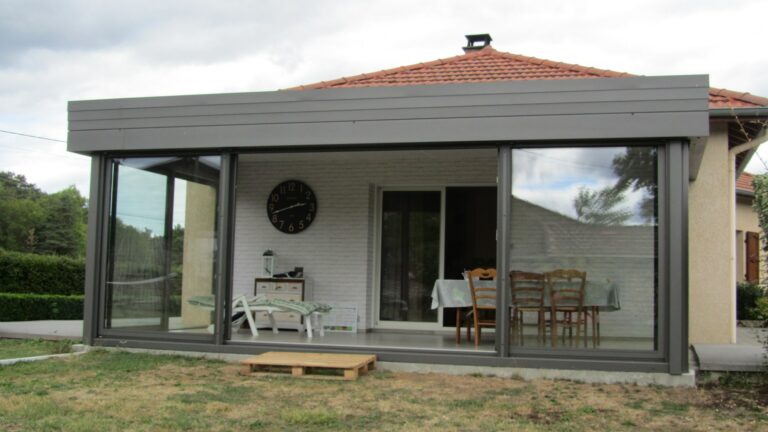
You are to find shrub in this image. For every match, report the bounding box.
[737,282,766,321]
[755,297,768,322]
[0,250,84,295]
[0,293,83,321]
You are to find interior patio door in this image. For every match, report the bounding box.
[378,190,442,326]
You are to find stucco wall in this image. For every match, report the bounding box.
[689,123,736,344]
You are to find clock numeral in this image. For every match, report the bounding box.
[288,182,296,191]
[278,220,284,229]
[288,224,295,232]
[268,203,274,211]
[271,193,280,202]
[309,203,315,212]
[306,214,312,222]
[298,220,305,230]
[280,185,286,194]
[272,215,278,223]
[305,191,312,200]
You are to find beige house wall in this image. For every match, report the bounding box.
[689,123,736,344]
[180,182,217,327]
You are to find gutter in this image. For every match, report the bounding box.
[736,189,755,198]
[710,107,768,118]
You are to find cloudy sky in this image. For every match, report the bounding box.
[1,0,767,197]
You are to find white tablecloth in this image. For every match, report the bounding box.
[430,279,621,311]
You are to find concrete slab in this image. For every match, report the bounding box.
[0,320,83,340]
[693,344,765,372]
[92,346,696,387]
[737,326,768,346]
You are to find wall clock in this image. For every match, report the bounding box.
[266,180,317,234]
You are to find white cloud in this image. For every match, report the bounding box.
[0,0,766,195]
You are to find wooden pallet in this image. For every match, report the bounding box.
[240,351,377,380]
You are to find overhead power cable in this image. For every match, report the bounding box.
[0,128,66,143]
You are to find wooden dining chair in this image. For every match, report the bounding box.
[465,268,497,347]
[545,269,588,348]
[510,271,546,346]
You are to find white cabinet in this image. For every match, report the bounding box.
[254,278,305,330]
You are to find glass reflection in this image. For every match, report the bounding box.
[510,146,657,351]
[105,156,220,334]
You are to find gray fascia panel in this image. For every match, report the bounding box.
[68,76,710,154]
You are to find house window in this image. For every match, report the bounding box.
[509,146,658,352]
[103,156,221,335]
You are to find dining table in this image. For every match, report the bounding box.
[430,278,621,344]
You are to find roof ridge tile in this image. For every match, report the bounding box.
[288,46,767,108]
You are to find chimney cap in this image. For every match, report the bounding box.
[463,34,492,52]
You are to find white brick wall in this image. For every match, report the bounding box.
[233,149,497,330]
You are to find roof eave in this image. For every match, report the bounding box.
[709,107,768,118]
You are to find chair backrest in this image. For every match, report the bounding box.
[510,271,545,308]
[545,269,586,309]
[466,268,497,311]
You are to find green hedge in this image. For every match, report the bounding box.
[0,293,83,321]
[738,282,767,321]
[0,250,84,295]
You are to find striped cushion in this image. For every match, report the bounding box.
[253,297,332,315]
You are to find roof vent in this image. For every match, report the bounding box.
[463,34,492,52]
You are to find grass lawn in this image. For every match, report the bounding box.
[0,350,766,431]
[0,338,76,360]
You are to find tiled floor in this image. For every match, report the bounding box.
[229,328,654,352]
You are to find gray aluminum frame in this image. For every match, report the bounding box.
[83,139,687,374]
[74,76,701,373]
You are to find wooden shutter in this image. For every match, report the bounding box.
[746,231,760,283]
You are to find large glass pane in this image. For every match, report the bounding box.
[509,146,657,351]
[379,191,440,323]
[105,156,220,335]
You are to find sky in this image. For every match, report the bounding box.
[1,0,768,198]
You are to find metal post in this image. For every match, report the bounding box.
[496,144,512,356]
[215,153,237,345]
[667,140,689,374]
[83,155,105,345]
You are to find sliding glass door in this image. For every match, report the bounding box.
[103,156,220,337]
[379,191,441,325]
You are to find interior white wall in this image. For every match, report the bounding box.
[232,149,497,330]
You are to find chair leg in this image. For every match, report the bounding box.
[593,307,599,347]
[571,311,586,348]
[551,308,558,348]
[305,313,313,339]
[455,308,461,344]
[467,316,471,342]
[510,309,517,345]
[474,320,481,347]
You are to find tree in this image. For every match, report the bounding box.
[36,187,87,257]
[574,186,632,225]
[0,172,87,258]
[0,181,46,252]
[0,171,43,201]
[612,147,658,222]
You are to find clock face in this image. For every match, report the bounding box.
[266,180,317,234]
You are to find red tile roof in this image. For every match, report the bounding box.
[737,172,755,193]
[292,47,768,109]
